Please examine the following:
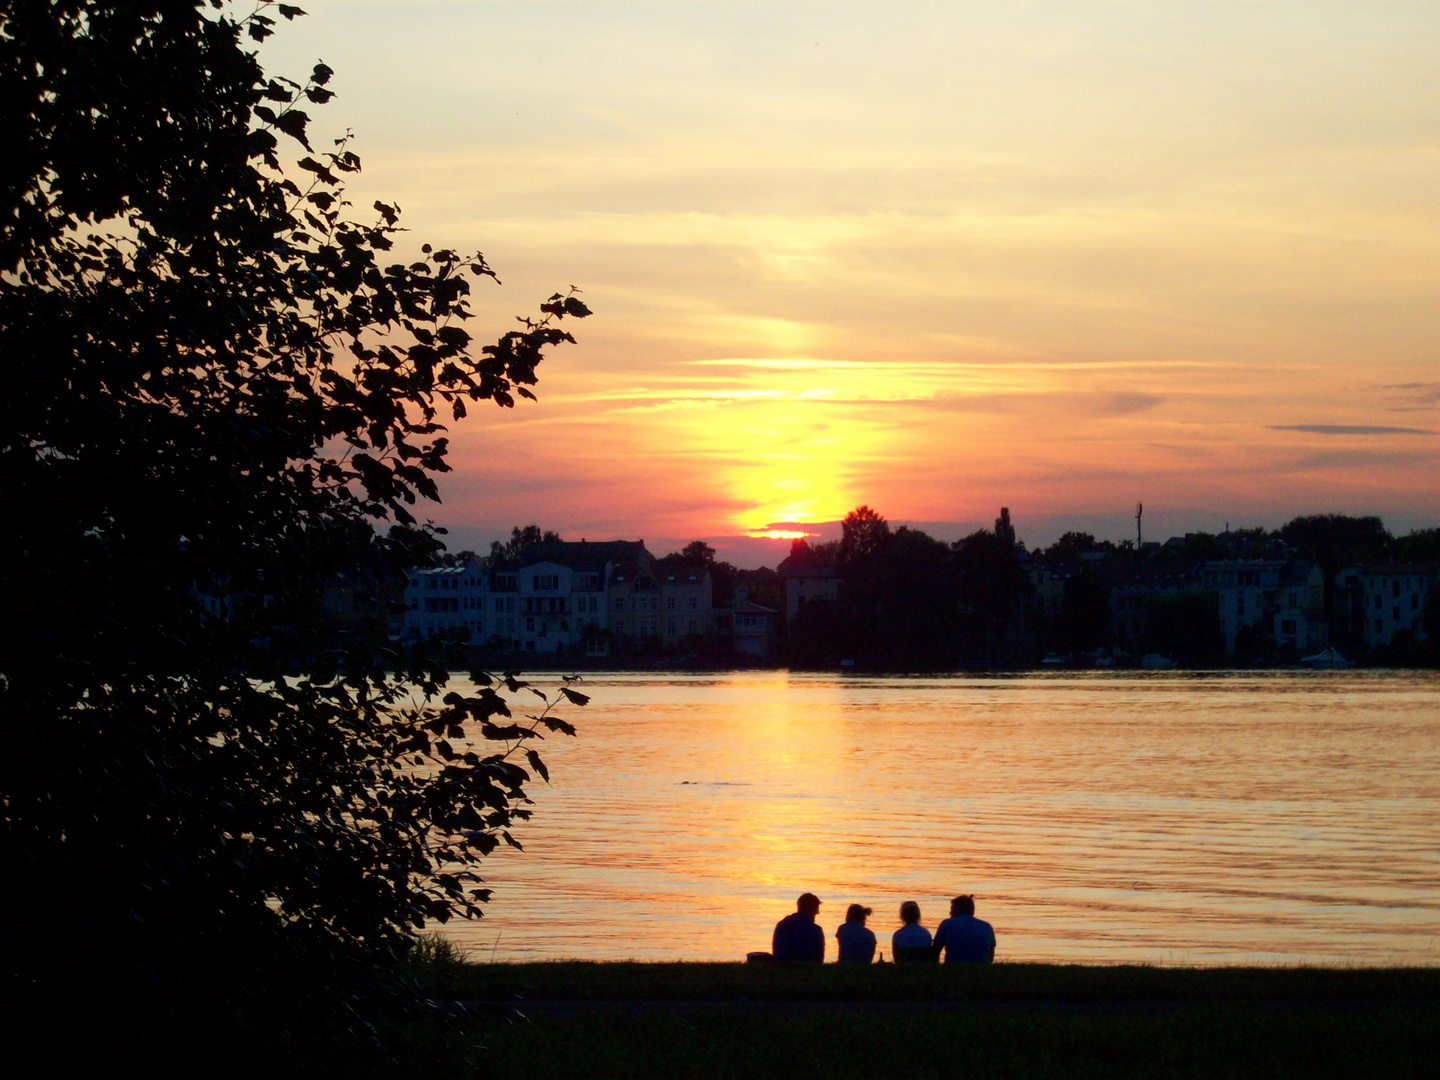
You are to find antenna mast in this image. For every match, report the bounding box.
[1136,502,1143,547]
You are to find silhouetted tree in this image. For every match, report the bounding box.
[1054,571,1111,652]
[954,508,1030,666]
[489,523,563,562]
[1175,532,1231,562]
[1043,531,1106,563]
[872,527,960,668]
[838,505,893,580]
[1417,584,1440,667]
[681,539,718,564]
[1393,528,1440,564]
[1,2,588,1072]
[1280,515,1391,615]
[1142,590,1223,664]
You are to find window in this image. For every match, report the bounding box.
[1413,595,1420,611]
[689,620,697,634]
[1393,607,1400,621]
[614,597,624,611]
[689,596,697,610]
[526,617,535,632]
[533,574,559,591]
[667,596,676,610]
[667,621,676,635]
[1393,580,1400,598]
[427,579,437,590]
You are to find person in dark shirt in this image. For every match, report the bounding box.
[835,903,877,963]
[772,892,825,962]
[932,894,996,964]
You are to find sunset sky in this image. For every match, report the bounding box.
[266,2,1439,565]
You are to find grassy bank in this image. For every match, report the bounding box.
[442,958,1440,1005]
[410,959,1439,1078]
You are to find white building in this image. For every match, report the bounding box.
[1335,564,1439,650]
[401,557,489,642]
[729,598,777,657]
[1272,561,1327,653]
[776,547,839,623]
[1199,560,1285,654]
[658,560,714,647]
[401,539,696,656]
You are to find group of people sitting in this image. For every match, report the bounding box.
[766,892,996,964]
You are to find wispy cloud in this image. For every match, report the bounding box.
[1288,448,1436,470]
[1376,382,1440,412]
[1268,424,1433,436]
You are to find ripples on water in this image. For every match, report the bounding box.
[439,671,1440,965]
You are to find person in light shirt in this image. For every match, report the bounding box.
[890,901,935,963]
[932,894,996,964]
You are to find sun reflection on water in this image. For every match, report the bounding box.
[443,671,1440,966]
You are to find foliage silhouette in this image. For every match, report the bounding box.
[1054,570,1111,653]
[1142,590,1224,664]
[0,1,588,1072]
[954,509,1030,666]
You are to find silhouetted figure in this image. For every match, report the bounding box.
[772,892,825,962]
[835,903,877,963]
[891,900,935,963]
[933,895,996,964]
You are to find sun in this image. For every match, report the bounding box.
[750,529,814,540]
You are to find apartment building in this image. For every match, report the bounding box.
[1335,564,1439,650]
[777,547,839,622]
[400,539,715,655]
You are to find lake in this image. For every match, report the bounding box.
[439,671,1440,965]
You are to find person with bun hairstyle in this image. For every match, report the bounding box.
[835,903,877,963]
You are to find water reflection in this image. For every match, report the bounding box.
[441,671,1440,965]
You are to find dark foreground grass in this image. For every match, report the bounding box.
[446,959,1440,1005]
[414,961,1440,1079]
[477,1005,1438,1079]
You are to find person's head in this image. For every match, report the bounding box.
[899,901,921,925]
[845,903,872,925]
[950,894,976,917]
[797,892,821,916]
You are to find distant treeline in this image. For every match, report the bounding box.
[775,509,1440,669]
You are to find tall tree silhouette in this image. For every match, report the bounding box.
[0,2,588,1071]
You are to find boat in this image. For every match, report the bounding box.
[1300,646,1350,669]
